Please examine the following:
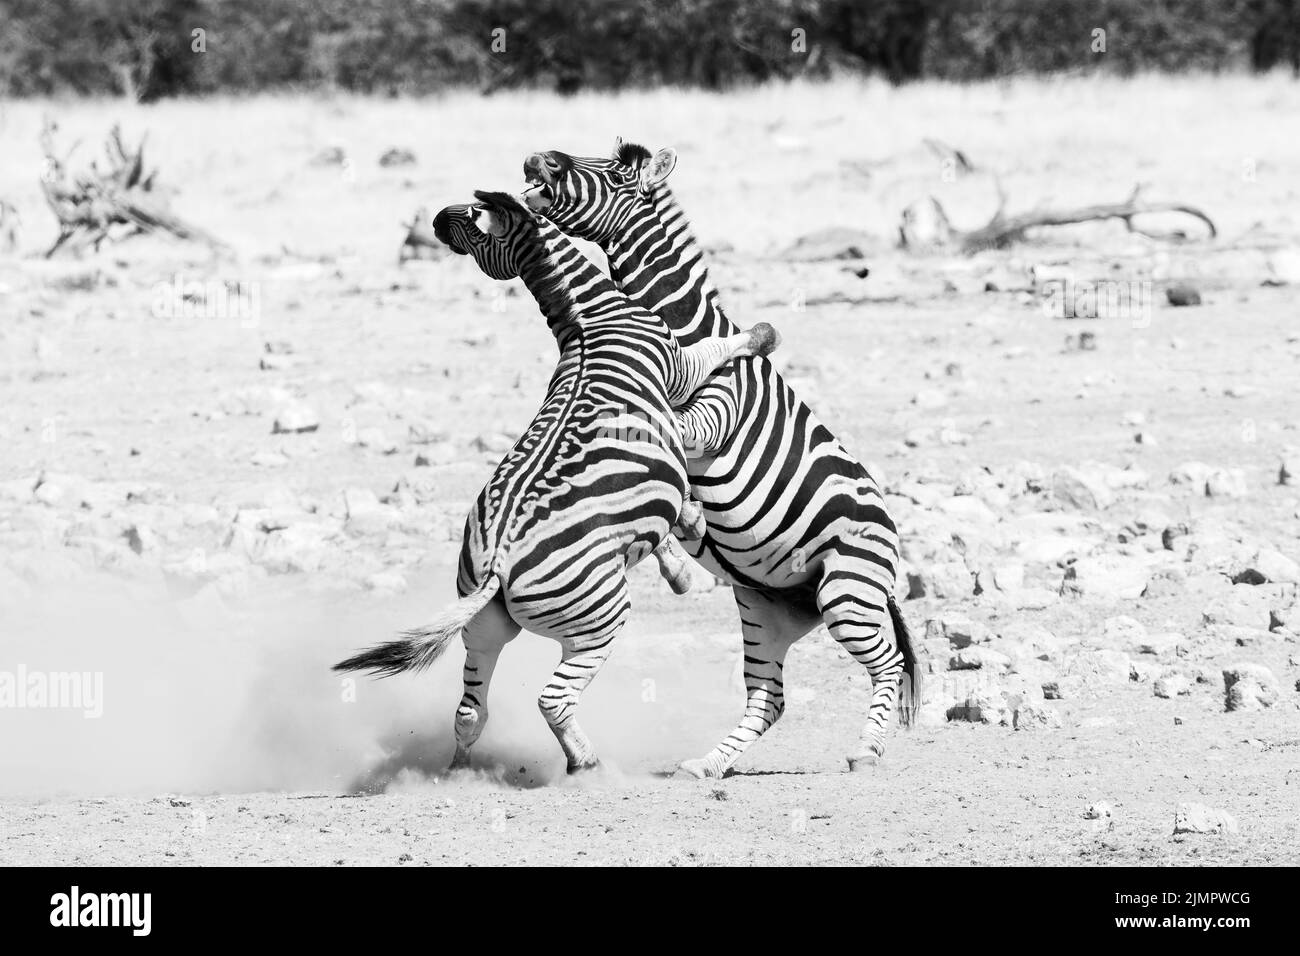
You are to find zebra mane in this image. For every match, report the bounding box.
[614,140,652,168]
[474,190,580,330]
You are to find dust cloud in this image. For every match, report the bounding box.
[0,570,734,798]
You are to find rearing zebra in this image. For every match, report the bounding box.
[333,190,778,774]
[522,141,922,775]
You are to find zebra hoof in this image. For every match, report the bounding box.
[447,752,472,772]
[674,757,716,780]
[566,759,601,776]
[842,749,883,775]
[747,322,781,358]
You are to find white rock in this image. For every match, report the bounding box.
[1013,703,1061,731]
[1137,631,1184,656]
[1222,664,1280,711]
[1083,802,1113,820]
[1169,461,1214,488]
[1205,469,1247,498]
[1202,588,1273,630]
[1249,549,1299,584]
[1062,554,1149,600]
[1060,649,1131,690]
[928,613,993,648]
[271,402,320,434]
[1173,802,1238,835]
[948,647,1011,672]
[991,562,1025,591]
[1153,673,1191,698]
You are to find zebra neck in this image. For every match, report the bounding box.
[516,234,624,340]
[605,186,739,345]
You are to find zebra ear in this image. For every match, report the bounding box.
[611,136,624,161]
[472,189,530,229]
[641,148,677,189]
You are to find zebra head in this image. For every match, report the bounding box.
[522,139,677,243]
[432,190,548,281]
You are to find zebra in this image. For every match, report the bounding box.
[521,140,923,776]
[333,190,779,774]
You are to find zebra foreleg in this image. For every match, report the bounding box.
[667,322,781,405]
[538,632,620,773]
[448,592,519,771]
[677,586,817,779]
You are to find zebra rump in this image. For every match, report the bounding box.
[888,593,923,729]
[333,577,503,678]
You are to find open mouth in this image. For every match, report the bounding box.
[522,173,554,210]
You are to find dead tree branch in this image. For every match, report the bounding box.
[901,183,1216,254]
[39,119,230,258]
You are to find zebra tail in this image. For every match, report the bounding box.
[332,576,502,678]
[888,593,923,730]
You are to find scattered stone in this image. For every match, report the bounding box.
[1042,676,1085,700]
[1280,452,1299,486]
[1136,632,1184,656]
[1173,802,1238,835]
[928,613,993,648]
[1205,469,1247,498]
[1165,283,1201,307]
[357,427,400,455]
[1161,523,1190,551]
[1084,802,1113,821]
[310,146,347,167]
[1061,554,1149,600]
[1202,588,1273,630]
[1245,549,1299,585]
[1169,461,1214,488]
[948,647,1011,672]
[473,432,516,454]
[271,402,320,434]
[1129,660,1158,683]
[1013,702,1061,731]
[990,562,1025,592]
[926,560,976,599]
[1153,673,1192,698]
[1060,649,1132,691]
[1222,664,1280,711]
[1052,466,1114,510]
[1101,615,1146,647]
[379,147,417,167]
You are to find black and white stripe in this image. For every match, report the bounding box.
[334,189,768,773]
[522,143,923,774]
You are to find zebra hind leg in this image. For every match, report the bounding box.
[815,555,918,771]
[676,586,817,779]
[448,591,519,771]
[538,627,623,774]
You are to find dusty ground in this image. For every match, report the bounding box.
[1,76,1298,865]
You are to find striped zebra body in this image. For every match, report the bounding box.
[523,143,922,774]
[334,190,772,773]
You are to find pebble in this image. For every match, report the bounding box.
[1165,283,1202,307]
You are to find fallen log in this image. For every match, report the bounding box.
[900,182,1216,254]
[39,119,230,258]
